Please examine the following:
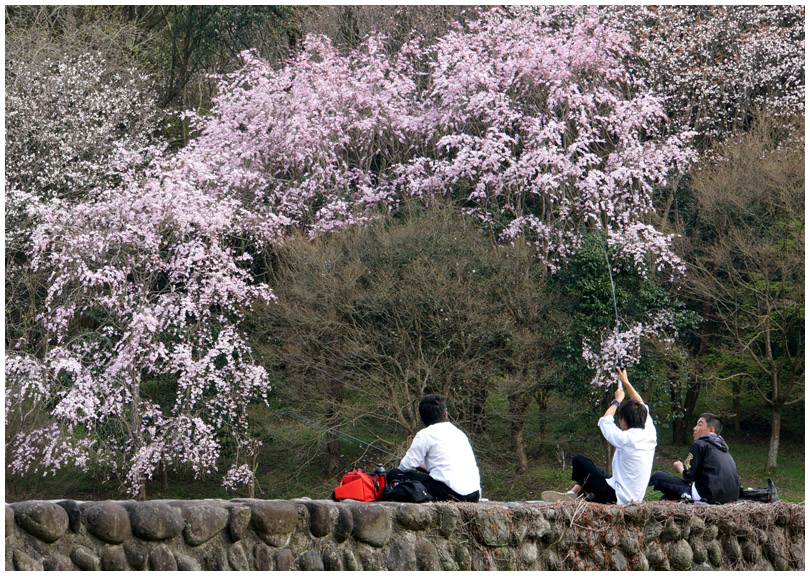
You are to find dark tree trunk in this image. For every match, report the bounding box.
[468,385,488,434]
[602,436,614,476]
[325,379,344,475]
[600,389,614,474]
[766,403,782,474]
[673,375,701,445]
[248,452,258,498]
[674,306,711,444]
[131,378,146,501]
[535,388,549,445]
[508,391,530,475]
[733,377,741,434]
[161,459,168,492]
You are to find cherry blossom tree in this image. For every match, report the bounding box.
[395,7,695,386]
[6,151,274,497]
[175,34,424,242]
[5,36,164,354]
[166,7,697,388]
[184,6,699,470]
[611,5,804,151]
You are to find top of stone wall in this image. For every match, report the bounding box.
[5,498,805,571]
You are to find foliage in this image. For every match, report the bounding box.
[122,6,305,108]
[300,6,477,53]
[684,117,804,471]
[257,205,561,464]
[177,6,696,378]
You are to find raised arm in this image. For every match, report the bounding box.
[617,367,643,403]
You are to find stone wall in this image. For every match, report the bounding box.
[5,498,804,571]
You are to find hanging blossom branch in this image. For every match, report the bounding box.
[582,310,678,389]
[607,224,687,283]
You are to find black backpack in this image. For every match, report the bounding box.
[381,480,434,503]
[738,478,778,503]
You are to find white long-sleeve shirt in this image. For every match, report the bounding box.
[598,405,657,505]
[399,421,481,496]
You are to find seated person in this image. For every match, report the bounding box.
[386,394,480,502]
[543,367,657,504]
[649,413,739,504]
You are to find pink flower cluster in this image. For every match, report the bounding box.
[167,7,698,281]
[582,310,677,389]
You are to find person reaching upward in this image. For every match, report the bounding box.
[543,366,657,505]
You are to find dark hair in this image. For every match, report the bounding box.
[699,413,722,434]
[618,400,647,430]
[418,394,448,426]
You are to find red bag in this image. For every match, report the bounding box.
[333,468,385,502]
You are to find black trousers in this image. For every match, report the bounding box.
[571,454,617,504]
[650,471,691,500]
[386,468,480,502]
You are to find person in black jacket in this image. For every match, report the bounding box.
[649,413,740,504]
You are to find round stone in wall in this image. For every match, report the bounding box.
[350,503,392,548]
[297,549,325,571]
[84,502,130,544]
[123,538,148,570]
[12,501,69,543]
[100,546,128,571]
[42,554,71,571]
[228,505,251,542]
[13,549,40,571]
[247,501,299,546]
[5,505,13,538]
[149,543,178,570]
[70,546,100,570]
[175,552,202,571]
[128,502,184,541]
[175,502,229,546]
[304,500,337,538]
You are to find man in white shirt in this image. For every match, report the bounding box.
[543,367,657,504]
[386,394,481,502]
